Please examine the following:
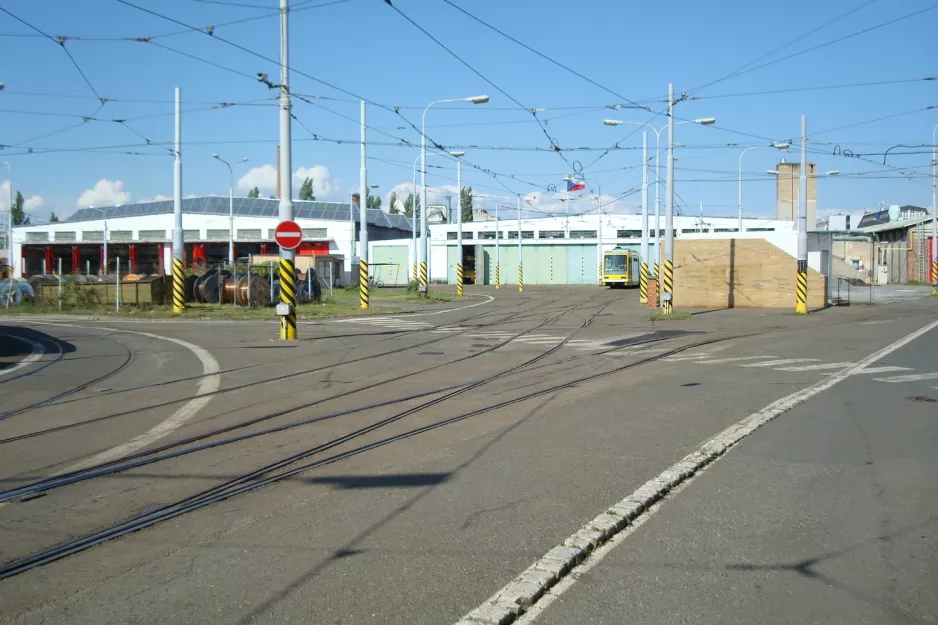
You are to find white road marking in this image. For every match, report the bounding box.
[18,321,221,473]
[775,362,854,371]
[694,356,767,364]
[0,335,46,378]
[740,358,820,368]
[872,372,938,383]
[849,365,911,375]
[660,353,711,362]
[460,318,938,625]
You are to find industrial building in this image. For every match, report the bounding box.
[13,195,841,291]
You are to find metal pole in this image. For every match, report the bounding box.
[738,149,745,234]
[116,256,120,311]
[228,167,234,265]
[172,87,185,313]
[662,83,675,314]
[640,131,649,303]
[796,114,809,314]
[86,260,90,276]
[931,122,937,296]
[412,156,418,282]
[654,129,661,275]
[57,258,62,310]
[495,203,500,288]
[517,195,523,292]
[247,253,252,307]
[597,184,603,286]
[456,157,463,295]
[420,111,429,292]
[2,161,13,308]
[278,0,297,339]
[359,99,369,309]
[103,220,108,276]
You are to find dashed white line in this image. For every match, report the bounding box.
[872,372,938,383]
[0,335,46,378]
[740,358,820,368]
[775,362,854,371]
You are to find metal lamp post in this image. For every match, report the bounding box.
[451,151,466,294]
[212,154,248,265]
[1,162,11,280]
[421,95,488,290]
[738,143,789,234]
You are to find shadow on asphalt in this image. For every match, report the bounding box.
[0,325,76,370]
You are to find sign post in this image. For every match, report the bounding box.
[275,220,302,334]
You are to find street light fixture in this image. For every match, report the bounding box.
[213,153,249,265]
[420,95,489,289]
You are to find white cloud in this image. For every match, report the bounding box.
[0,181,46,219]
[141,194,170,203]
[23,195,45,212]
[77,179,131,208]
[236,164,339,199]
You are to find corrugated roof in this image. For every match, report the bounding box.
[857,214,936,234]
[65,197,414,230]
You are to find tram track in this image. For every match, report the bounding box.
[0,326,745,581]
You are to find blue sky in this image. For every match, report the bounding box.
[1,0,936,222]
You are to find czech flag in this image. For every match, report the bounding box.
[566,179,586,192]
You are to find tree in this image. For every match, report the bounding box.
[366,194,382,210]
[49,212,59,223]
[403,192,413,217]
[247,186,260,199]
[388,191,400,214]
[298,177,315,201]
[12,191,28,225]
[460,186,473,223]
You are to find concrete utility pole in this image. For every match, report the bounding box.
[495,202,500,288]
[640,132,649,303]
[359,99,369,309]
[277,0,296,339]
[172,87,185,313]
[662,83,676,314]
[454,152,464,295]
[932,122,937,296]
[517,195,523,292]
[796,115,808,314]
[597,184,603,286]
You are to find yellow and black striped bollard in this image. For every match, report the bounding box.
[279,258,297,340]
[172,258,186,313]
[359,259,369,309]
[412,263,418,284]
[494,264,500,289]
[419,261,428,296]
[101,264,109,276]
[3,264,11,280]
[639,262,648,303]
[661,259,674,315]
[455,263,463,295]
[598,263,603,287]
[518,264,523,293]
[931,260,937,296]
[795,260,808,314]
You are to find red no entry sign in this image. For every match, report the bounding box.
[274,220,303,250]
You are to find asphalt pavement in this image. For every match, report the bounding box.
[0,287,935,624]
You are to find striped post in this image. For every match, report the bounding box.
[412,263,418,284]
[598,263,603,287]
[661,259,674,315]
[494,264,500,289]
[419,260,428,292]
[172,258,186,313]
[279,258,297,340]
[456,263,464,296]
[101,265,109,276]
[359,259,369,309]
[518,264,523,293]
[931,260,937,296]
[795,260,808,314]
[653,262,659,278]
[639,262,648,303]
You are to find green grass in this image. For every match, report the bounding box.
[650,311,693,320]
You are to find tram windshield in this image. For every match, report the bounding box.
[604,255,627,273]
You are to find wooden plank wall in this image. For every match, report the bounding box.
[672,238,828,309]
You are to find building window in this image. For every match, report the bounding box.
[54,231,76,242]
[25,232,49,242]
[714,228,739,233]
[680,229,696,234]
[616,230,641,239]
[303,228,327,239]
[237,229,262,239]
[82,230,104,242]
[478,231,497,240]
[183,229,200,241]
[446,232,457,240]
[110,230,132,241]
[139,229,167,240]
[539,230,566,239]
[206,229,230,240]
[747,227,776,232]
[569,230,596,239]
[507,231,534,239]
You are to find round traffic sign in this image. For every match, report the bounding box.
[274,220,303,250]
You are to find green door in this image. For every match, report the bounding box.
[371,245,409,286]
